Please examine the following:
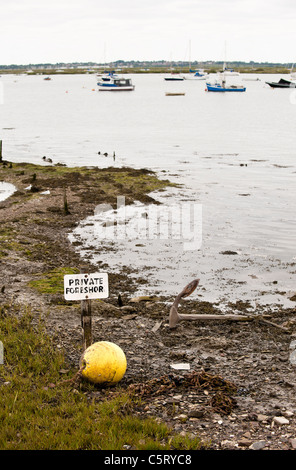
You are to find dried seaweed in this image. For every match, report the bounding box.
[128,370,237,400]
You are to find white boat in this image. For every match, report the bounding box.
[223,67,240,77]
[97,71,119,82]
[222,42,240,76]
[182,40,209,80]
[184,69,209,80]
[97,76,135,91]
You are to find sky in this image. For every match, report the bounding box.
[1,0,296,65]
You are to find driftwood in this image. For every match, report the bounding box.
[169,279,275,329]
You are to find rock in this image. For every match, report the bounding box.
[120,305,137,313]
[170,363,190,370]
[129,296,159,303]
[238,438,253,447]
[290,438,296,449]
[220,440,237,449]
[257,414,269,422]
[122,313,137,320]
[249,440,267,450]
[188,409,204,419]
[284,410,294,418]
[151,321,162,333]
[273,416,289,426]
[174,414,188,422]
[289,350,296,366]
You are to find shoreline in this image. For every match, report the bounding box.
[1,160,296,450]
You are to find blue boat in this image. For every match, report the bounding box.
[206,75,246,92]
[206,83,246,92]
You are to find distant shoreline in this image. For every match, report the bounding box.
[0,66,292,75]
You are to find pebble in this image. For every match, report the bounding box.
[249,440,267,450]
[188,409,204,419]
[238,438,253,447]
[290,438,296,449]
[174,414,188,421]
[273,416,290,426]
[220,440,237,449]
[257,414,269,422]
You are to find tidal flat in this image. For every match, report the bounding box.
[1,160,296,450]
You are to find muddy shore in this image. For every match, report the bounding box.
[1,160,296,451]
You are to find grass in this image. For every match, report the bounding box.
[0,162,175,208]
[0,305,206,450]
[28,267,80,295]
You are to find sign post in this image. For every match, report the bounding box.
[64,270,109,350]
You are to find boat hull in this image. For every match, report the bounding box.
[98,86,135,91]
[164,77,184,81]
[206,84,246,92]
[266,82,296,88]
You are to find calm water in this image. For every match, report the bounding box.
[1,73,296,308]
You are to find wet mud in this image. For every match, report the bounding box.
[1,161,296,450]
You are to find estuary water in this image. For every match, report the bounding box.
[1,72,296,308]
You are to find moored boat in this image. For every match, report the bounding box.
[164,74,184,81]
[97,76,135,91]
[98,71,119,82]
[223,67,240,77]
[206,82,246,92]
[206,74,246,92]
[266,78,296,88]
[184,69,209,80]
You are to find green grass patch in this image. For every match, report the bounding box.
[0,305,205,450]
[28,267,80,295]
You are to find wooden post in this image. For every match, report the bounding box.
[0,140,2,162]
[81,297,92,350]
[80,267,92,350]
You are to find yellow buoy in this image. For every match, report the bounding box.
[80,341,127,385]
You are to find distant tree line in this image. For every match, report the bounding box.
[0,60,292,70]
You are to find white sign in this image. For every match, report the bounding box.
[64,272,109,301]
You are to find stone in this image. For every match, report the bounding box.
[238,439,253,447]
[249,440,267,450]
[257,414,269,422]
[290,438,296,449]
[188,409,204,419]
[220,440,238,449]
[273,416,289,426]
[170,363,190,370]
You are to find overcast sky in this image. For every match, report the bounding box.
[1,0,295,65]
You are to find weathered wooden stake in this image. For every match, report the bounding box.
[63,187,70,215]
[80,267,92,350]
[81,297,92,350]
[0,140,2,162]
